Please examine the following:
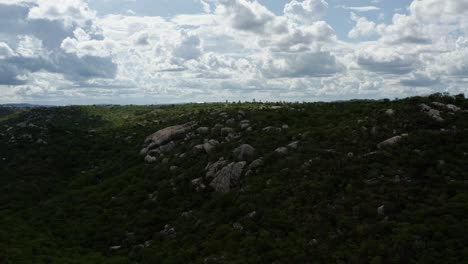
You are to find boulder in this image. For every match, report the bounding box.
[203,140,218,154]
[419,104,444,122]
[248,157,264,170]
[287,141,299,149]
[196,127,210,135]
[205,159,229,179]
[419,103,431,111]
[191,177,206,191]
[377,134,407,149]
[446,104,460,112]
[142,122,196,156]
[377,205,385,215]
[226,118,236,125]
[385,109,395,116]
[427,109,444,122]
[209,162,246,192]
[240,120,250,130]
[221,127,234,135]
[263,126,281,132]
[159,141,176,153]
[144,155,157,164]
[275,147,289,155]
[233,144,256,161]
[431,102,446,108]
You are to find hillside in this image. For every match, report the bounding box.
[0,93,467,264]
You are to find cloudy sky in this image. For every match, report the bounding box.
[0,0,467,105]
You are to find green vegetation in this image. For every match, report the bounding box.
[0,94,467,263]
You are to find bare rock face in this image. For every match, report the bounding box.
[141,122,196,161]
[205,159,229,179]
[209,162,246,192]
[377,134,408,149]
[233,144,256,161]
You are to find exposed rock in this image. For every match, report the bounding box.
[238,110,246,117]
[160,224,176,238]
[221,127,234,135]
[159,141,176,153]
[202,139,219,154]
[109,245,122,251]
[347,152,354,158]
[191,178,206,192]
[431,102,446,108]
[377,135,407,149]
[213,124,224,131]
[427,109,444,122]
[197,127,210,135]
[420,104,444,122]
[263,126,281,132]
[248,157,264,170]
[233,144,256,161]
[233,222,244,231]
[226,118,236,126]
[287,141,299,149]
[247,211,257,218]
[36,138,48,145]
[275,147,289,155]
[282,124,289,129]
[205,159,229,179]
[446,104,460,112]
[377,205,385,215]
[385,109,395,117]
[142,122,196,156]
[193,144,205,153]
[144,155,157,164]
[239,120,250,130]
[209,162,246,192]
[419,103,432,111]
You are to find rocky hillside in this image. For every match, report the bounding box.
[0,93,467,264]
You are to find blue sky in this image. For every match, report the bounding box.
[0,0,467,105]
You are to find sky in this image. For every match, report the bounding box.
[0,0,467,105]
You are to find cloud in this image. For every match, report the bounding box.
[338,5,380,12]
[215,0,276,34]
[0,1,117,89]
[261,51,342,78]
[1,0,468,104]
[284,0,328,24]
[348,13,378,39]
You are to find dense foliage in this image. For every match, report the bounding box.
[0,94,467,263]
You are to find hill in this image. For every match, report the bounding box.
[0,93,467,264]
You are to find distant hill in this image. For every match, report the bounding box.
[0,93,467,263]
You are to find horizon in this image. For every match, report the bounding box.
[1,0,467,104]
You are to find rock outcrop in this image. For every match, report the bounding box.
[141,122,196,162]
[209,162,246,192]
[419,104,443,122]
[233,144,256,161]
[377,134,408,149]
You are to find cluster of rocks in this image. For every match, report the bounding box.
[191,144,264,193]
[140,122,197,163]
[419,102,463,122]
[419,103,444,122]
